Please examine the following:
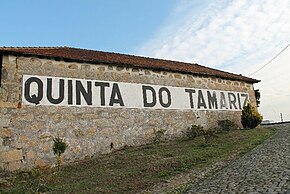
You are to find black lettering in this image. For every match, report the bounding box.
[142,85,156,107]
[158,87,171,108]
[109,83,124,106]
[220,92,228,109]
[197,90,207,109]
[24,77,43,104]
[68,80,73,105]
[95,82,110,106]
[241,93,248,107]
[228,92,237,109]
[185,89,195,108]
[76,81,92,105]
[47,78,64,104]
[237,93,242,109]
[207,91,217,109]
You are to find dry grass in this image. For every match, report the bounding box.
[0,127,276,194]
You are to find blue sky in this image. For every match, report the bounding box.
[1,0,176,52]
[1,0,290,121]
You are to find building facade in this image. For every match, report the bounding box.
[0,47,259,171]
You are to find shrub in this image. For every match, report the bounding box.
[202,128,217,145]
[154,129,166,142]
[186,125,204,138]
[241,103,263,129]
[52,137,67,171]
[187,125,217,145]
[217,120,236,132]
[7,169,50,193]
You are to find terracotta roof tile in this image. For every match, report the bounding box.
[0,46,259,83]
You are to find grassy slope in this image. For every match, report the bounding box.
[1,127,276,194]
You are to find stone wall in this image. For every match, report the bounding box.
[0,55,257,171]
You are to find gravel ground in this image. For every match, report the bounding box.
[185,125,290,194]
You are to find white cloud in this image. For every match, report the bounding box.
[136,0,290,121]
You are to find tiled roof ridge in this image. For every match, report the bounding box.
[57,46,247,78]
[0,46,259,83]
[71,47,254,80]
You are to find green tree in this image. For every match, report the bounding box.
[52,137,67,171]
[241,103,263,129]
[254,89,261,107]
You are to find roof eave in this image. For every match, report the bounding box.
[0,50,260,84]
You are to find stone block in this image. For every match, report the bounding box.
[39,132,53,139]
[71,146,81,154]
[1,68,8,80]
[144,70,151,75]
[116,66,124,71]
[0,162,4,172]
[1,149,23,163]
[19,135,29,142]
[40,143,50,152]
[0,102,18,108]
[14,114,33,121]
[0,118,10,128]
[107,65,114,70]
[87,128,96,136]
[8,161,21,171]
[0,145,10,152]
[68,64,78,69]
[120,111,130,119]
[30,58,42,67]
[99,128,112,138]
[144,128,155,141]
[0,87,8,102]
[81,64,90,70]
[58,63,65,68]
[97,66,105,71]
[0,128,13,138]
[174,74,182,79]
[73,129,85,137]
[35,159,48,168]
